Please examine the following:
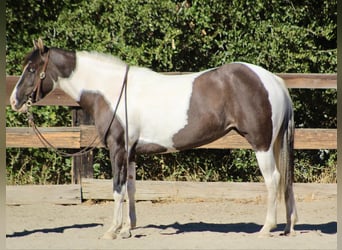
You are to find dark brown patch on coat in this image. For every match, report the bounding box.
[78,91,124,147]
[135,143,168,154]
[172,63,273,151]
[79,91,131,193]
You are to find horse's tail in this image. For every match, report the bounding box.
[277,101,295,201]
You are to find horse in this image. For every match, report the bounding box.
[10,38,297,239]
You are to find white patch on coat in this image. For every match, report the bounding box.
[55,51,207,150]
[126,69,205,149]
[10,64,29,112]
[235,63,291,146]
[57,51,127,102]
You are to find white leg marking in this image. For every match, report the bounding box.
[102,185,126,240]
[284,184,298,235]
[256,149,280,236]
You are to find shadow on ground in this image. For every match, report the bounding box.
[6,221,336,239]
[6,223,103,238]
[141,221,337,235]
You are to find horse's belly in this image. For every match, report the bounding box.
[138,115,190,151]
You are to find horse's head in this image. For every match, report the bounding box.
[10,38,55,113]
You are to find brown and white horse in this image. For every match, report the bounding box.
[10,39,297,239]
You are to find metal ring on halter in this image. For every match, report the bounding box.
[26,97,33,107]
[40,72,46,79]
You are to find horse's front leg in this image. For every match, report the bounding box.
[120,161,137,239]
[102,148,127,240]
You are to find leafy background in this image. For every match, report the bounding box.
[6,0,336,184]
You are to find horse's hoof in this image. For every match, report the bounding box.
[258,231,273,238]
[120,229,132,239]
[101,231,118,240]
[281,230,296,236]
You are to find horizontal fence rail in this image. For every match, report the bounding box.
[5,126,337,150]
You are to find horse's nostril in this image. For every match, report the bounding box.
[11,98,16,107]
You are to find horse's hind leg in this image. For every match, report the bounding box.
[284,178,298,235]
[255,149,280,236]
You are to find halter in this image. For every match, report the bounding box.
[27,49,51,106]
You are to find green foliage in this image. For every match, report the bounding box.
[294,150,337,183]
[6,0,336,184]
[6,148,72,185]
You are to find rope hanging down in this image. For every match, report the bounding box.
[27,64,130,158]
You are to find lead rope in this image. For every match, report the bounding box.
[124,68,130,172]
[27,64,130,158]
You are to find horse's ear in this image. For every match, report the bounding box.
[33,39,38,49]
[37,38,45,54]
[33,38,45,54]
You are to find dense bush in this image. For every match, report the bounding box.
[6,0,336,184]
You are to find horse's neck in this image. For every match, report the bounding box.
[57,51,127,103]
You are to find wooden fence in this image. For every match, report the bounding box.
[6,74,337,184]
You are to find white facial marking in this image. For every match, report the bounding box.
[10,64,29,112]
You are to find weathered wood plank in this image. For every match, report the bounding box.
[6,127,81,148]
[6,127,337,149]
[278,73,337,89]
[80,125,103,147]
[198,131,250,149]
[72,109,95,184]
[81,178,336,201]
[81,126,337,149]
[199,128,337,150]
[292,128,337,149]
[5,74,337,106]
[6,184,82,205]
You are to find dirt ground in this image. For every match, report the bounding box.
[6,185,336,250]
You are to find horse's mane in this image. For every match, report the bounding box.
[78,51,128,68]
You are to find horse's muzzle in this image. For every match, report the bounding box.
[10,97,29,113]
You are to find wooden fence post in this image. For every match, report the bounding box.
[71,108,94,184]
